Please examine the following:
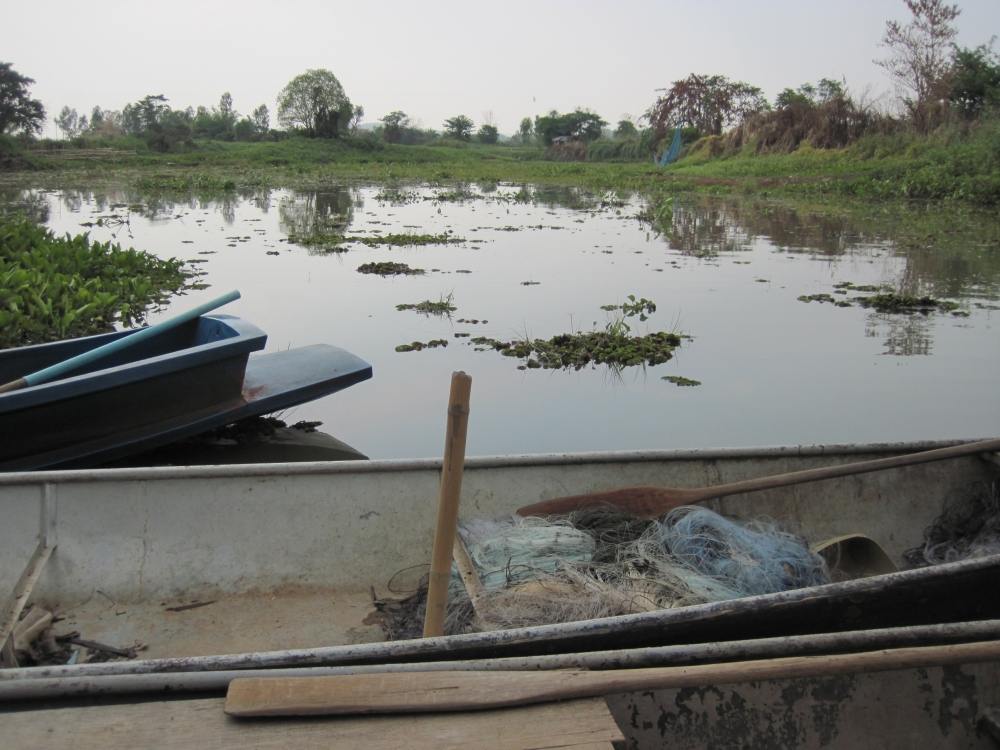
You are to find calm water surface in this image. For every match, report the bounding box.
[13,184,1000,458]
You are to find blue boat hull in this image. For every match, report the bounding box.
[0,316,372,470]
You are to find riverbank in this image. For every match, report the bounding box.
[2,119,998,206]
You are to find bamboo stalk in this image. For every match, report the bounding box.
[423,372,472,637]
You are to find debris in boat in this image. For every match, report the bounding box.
[369,506,829,638]
[164,599,217,612]
[904,482,1000,567]
[7,605,144,667]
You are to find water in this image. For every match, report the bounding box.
[11,184,1000,459]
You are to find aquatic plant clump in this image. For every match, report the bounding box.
[357,261,425,276]
[349,233,463,247]
[395,339,448,352]
[395,295,456,315]
[798,285,962,314]
[471,329,683,371]
[0,216,193,348]
[662,375,701,386]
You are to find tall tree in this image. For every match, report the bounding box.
[875,0,961,111]
[646,74,767,137]
[443,115,474,140]
[518,116,533,143]
[277,69,353,137]
[251,104,270,133]
[54,106,81,138]
[477,123,499,144]
[949,44,1000,117]
[380,110,409,143]
[0,62,45,136]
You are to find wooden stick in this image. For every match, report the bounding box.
[423,372,473,637]
[0,540,55,668]
[452,534,490,628]
[225,639,1000,717]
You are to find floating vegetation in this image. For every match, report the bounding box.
[395,339,449,352]
[471,326,683,371]
[798,293,853,307]
[0,215,193,348]
[521,280,541,286]
[856,293,961,314]
[456,318,487,324]
[374,186,420,205]
[601,294,656,321]
[287,232,348,253]
[395,294,457,315]
[663,375,702,386]
[798,284,963,315]
[357,262,424,276]
[349,232,463,247]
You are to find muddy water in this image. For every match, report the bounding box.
[16,185,1000,458]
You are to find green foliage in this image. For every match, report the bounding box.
[950,44,1000,118]
[350,232,462,246]
[356,261,424,275]
[614,119,638,138]
[278,69,353,138]
[534,109,608,145]
[444,115,474,140]
[0,215,193,347]
[471,328,683,371]
[396,294,457,315]
[380,111,410,143]
[0,62,45,136]
[477,124,499,144]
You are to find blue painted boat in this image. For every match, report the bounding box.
[0,315,372,470]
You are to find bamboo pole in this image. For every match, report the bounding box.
[423,372,472,637]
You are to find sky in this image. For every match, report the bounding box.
[4,0,999,138]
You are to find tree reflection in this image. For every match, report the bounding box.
[278,189,357,251]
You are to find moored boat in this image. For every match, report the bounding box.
[0,314,372,470]
[1,440,999,746]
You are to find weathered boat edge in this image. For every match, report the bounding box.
[0,437,986,486]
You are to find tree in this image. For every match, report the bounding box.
[614,118,638,138]
[533,109,607,145]
[775,78,846,109]
[252,104,270,134]
[443,115,474,140]
[0,62,45,136]
[518,116,533,143]
[380,110,409,143]
[875,0,961,112]
[647,74,767,138]
[277,69,353,137]
[55,106,83,138]
[477,123,498,144]
[949,44,1000,117]
[350,104,365,131]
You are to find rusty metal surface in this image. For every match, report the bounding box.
[608,662,1000,749]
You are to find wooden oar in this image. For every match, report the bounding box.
[0,290,241,395]
[224,639,1000,717]
[515,437,1000,518]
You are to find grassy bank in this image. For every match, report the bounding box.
[2,121,998,206]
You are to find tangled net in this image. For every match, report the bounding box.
[904,482,1000,567]
[370,506,830,639]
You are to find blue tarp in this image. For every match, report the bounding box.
[658,126,683,166]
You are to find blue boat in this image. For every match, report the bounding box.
[0,315,372,470]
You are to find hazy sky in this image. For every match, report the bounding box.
[4,0,999,137]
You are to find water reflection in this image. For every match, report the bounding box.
[277,188,358,251]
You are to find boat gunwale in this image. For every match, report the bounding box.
[0,437,988,486]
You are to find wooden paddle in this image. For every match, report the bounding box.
[224,639,1000,717]
[515,437,1000,519]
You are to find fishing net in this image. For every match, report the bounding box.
[369,505,830,639]
[904,481,1000,567]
